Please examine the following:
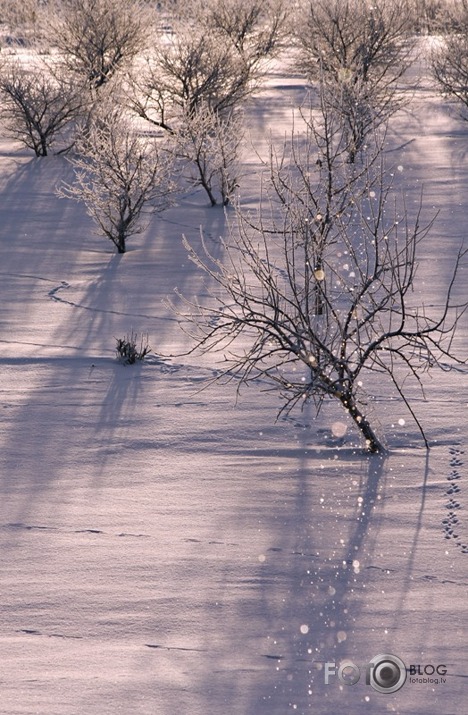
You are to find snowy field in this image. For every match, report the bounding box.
[0,52,467,714]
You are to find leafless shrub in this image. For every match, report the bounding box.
[116,331,151,364]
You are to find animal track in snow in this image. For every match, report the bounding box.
[443,448,468,553]
[16,628,83,640]
[47,280,178,323]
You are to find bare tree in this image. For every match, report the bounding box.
[294,0,414,161]
[317,71,397,164]
[60,113,175,253]
[198,0,288,73]
[171,113,466,453]
[173,105,243,206]
[0,60,85,156]
[0,0,43,45]
[47,0,149,90]
[295,0,413,85]
[125,2,286,204]
[406,0,454,33]
[431,3,468,115]
[126,28,257,134]
[125,27,249,206]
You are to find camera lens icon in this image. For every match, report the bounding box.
[366,654,407,693]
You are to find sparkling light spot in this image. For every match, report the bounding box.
[300,624,309,634]
[331,421,348,438]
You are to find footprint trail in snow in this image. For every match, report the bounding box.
[442,448,468,553]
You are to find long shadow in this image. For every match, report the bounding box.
[0,154,97,530]
[236,450,388,714]
[45,195,231,363]
[182,390,390,714]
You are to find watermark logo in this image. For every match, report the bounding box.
[325,653,407,693]
[324,655,448,692]
[408,663,447,685]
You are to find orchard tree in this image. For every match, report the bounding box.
[171,109,467,453]
[0,60,85,156]
[125,27,248,206]
[431,2,468,115]
[0,0,44,43]
[126,1,287,205]
[407,0,453,33]
[47,0,149,90]
[294,0,414,161]
[126,30,252,132]
[294,0,413,86]
[60,113,175,253]
[173,105,243,206]
[317,72,398,164]
[198,0,288,74]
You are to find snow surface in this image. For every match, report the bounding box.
[0,48,467,714]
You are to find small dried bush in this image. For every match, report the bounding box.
[115,331,151,364]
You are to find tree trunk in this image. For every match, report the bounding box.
[195,159,218,206]
[40,133,48,157]
[116,234,126,253]
[340,394,385,453]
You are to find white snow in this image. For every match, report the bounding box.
[0,45,467,715]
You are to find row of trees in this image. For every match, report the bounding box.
[2,0,468,167]
[0,0,467,163]
[0,0,416,168]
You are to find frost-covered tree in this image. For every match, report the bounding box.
[295,0,412,85]
[317,72,397,164]
[0,0,42,40]
[47,0,149,90]
[126,28,256,133]
[0,60,85,156]
[173,105,243,206]
[431,2,468,115]
[198,0,288,74]
[125,27,248,205]
[172,109,467,453]
[407,0,453,33]
[294,0,413,161]
[126,1,286,203]
[60,113,175,253]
